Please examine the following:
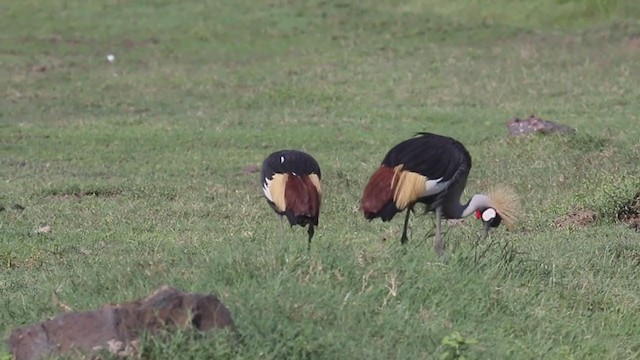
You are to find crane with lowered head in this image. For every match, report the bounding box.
[261,150,322,250]
[360,132,520,255]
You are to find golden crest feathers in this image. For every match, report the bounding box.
[488,185,521,227]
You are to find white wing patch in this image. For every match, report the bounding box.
[262,178,274,201]
[423,177,449,196]
[262,174,287,212]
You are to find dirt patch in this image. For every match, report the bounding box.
[0,204,25,212]
[625,35,640,51]
[122,37,160,49]
[48,189,122,200]
[48,36,88,46]
[554,209,598,229]
[507,115,576,136]
[34,225,51,235]
[618,192,640,231]
[446,219,466,226]
[242,164,260,175]
[610,241,640,265]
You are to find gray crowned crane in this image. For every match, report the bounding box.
[360,132,519,255]
[261,150,322,250]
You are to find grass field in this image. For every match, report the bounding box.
[2,0,640,358]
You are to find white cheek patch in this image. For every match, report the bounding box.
[482,208,497,222]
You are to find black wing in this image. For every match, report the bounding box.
[260,150,321,183]
[381,132,472,182]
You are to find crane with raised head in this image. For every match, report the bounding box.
[261,150,322,250]
[360,132,519,255]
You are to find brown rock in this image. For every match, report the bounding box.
[8,286,235,360]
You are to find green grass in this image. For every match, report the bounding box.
[2,0,640,358]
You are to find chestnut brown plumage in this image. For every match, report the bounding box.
[361,132,520,255]
[361,166,395,220]
[261,150,322,250]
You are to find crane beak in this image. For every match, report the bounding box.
[482,221,492,240]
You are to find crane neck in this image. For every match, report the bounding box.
[444,194,491,219]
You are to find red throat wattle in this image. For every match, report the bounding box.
[475,210,481,219]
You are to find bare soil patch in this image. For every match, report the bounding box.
[507,115,576,136]
[48,189,122,200]
[554,209,598,229]
[618,192,640,231]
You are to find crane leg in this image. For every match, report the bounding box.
[277,214,285,240]
[307,225,315,251]
[433,207,444,256]
[400,205,413,245]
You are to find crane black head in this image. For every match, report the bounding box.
[475,208,502,236]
